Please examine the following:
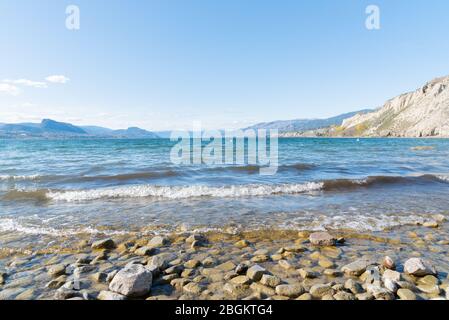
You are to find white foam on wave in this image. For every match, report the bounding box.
[46,182,324,202]
[278,213,428,232]
[436,175,449,183]
[0,174,40,181]
[0,218,127,237]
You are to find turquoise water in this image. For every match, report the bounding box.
[1,138,449,248]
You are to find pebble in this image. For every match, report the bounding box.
[217,261,236,272]
[246,265,266,281]
[148,236,169,248]
[47,264,66,277]
[382,269,401,282]
[341,258,373,276]
[299,268,319,279]
[333,291,356,300]
[97,290,127,300]
[309,232,336,246]
[344,279,364,294]
[404,258,437,276]
[278,260,294,270]
[235,240,250,248]
[382,256,396,270]
[184,259,201,269]
[396,288,416,300]
[109,264,152,297]
[309,284,334,298]
[230,275,251,285]
[296,293,313,300]
[134,246,154,256]
[260,275,281,288]
[183,282,204,295]
[423,221,439,228]
[250,283,275,296]
[91,238,116,250]
[275,284,305,298]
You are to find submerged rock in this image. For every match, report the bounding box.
[309,232,336,246]
[98,290,127,300]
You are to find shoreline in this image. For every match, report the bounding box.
[1,219,448,300]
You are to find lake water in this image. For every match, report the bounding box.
[1,138,449,250]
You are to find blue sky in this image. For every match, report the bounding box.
[1,0,449,130]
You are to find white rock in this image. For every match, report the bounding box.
[404,258,436,276]
[109,264,152,297]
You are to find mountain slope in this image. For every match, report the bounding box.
[334,75,449,137]
[245,109,372,133]
[0,119,159,138]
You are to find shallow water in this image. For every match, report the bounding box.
[1,138,449,250]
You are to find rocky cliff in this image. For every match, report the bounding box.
[333,75,449,137]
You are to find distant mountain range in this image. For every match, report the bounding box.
[245,109,372,133]
[0,119,159,139]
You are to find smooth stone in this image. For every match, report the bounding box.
[309,232,336,246]
[283,245,306,253]
[246,265,266,281]
[260,275,281,288]
[217,261,236,272]
[186,234,206,244]
[382,256,396,270]
[46,275,67,289]
[202,257,217,267]
[250,283,275,296]
[97,290,127,300]
[183,282,204,295]
[342,258,374,276]
[310,284,334,298]
[417,275,439,286]
[235,240,250,248]
[47,264,66,277]
[355,292,374,300]
[344,279,364,294]
[299,268,319,279]
[323,269,342,277]
[148,236,169,248]
[333,291,356,300]
[223,283,251,299]
[397,288,417,300]
[278,260,294,270]
[109,264,152,297]
[92,238,115,250]
[417,284,441,295]
[296,293,313,300]
[251,255,269,263]
[318,258,335,269]
[384,278,398,293]
[235,263,248,275]
[134,246,154,256]
[423,221,439,228]
[230,276,251,285]
[404,258,436,276]
[275,284,305,298]
[184,259,201,269]
[366,284,395,300]
[383,269,401,282]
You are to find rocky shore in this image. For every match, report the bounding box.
[0,217,448,301]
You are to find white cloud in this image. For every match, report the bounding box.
[0,83,21,96]
[45,75,70,84]
[3,79,48,88]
